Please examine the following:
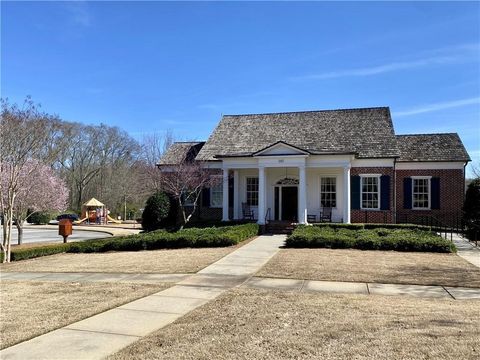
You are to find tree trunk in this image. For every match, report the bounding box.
[15,221,23,245]
[179,198,187,230]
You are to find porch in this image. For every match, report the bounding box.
[219,165,351,225]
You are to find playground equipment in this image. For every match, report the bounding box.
[75,198,121,225]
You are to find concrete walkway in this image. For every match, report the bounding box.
[243,276,480,300]
[452,233,480,268]
[0,235,285,360]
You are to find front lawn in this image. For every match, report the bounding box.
[0,280,169,349]
[3,223,259,262]
[108,288,480,360]
[286,225,455,252]
[256,248,480,287]
[1,246,245,274]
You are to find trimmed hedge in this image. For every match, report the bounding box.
[3,223,260,262]
[286,225,456,253]
[6,243,71,262]
[312,223,432,231]
[183,219,254,229]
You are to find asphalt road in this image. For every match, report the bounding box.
[6,228,112,245]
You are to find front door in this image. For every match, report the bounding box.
[281,186,298,222]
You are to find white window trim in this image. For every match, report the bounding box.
[412,176,431,210]
[319,176,338,209]
[360,174,381,211]
[246,176,259,207]
[210,175,223,208]
[183,191,195,206]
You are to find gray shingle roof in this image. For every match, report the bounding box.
[195,107,399,160]
[396,134,470,162]
[157,142,205,165]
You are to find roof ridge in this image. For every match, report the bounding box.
[172,141,206,144]
[223,106,390,117]
[396,133,458,137]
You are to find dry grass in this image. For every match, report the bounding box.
[256,248,480,287]
[0,280,168,349]
[109,288,480,360]
[0,247,239,274]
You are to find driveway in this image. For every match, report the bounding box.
[7,228,111,245]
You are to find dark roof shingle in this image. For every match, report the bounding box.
[196,107,399,160]
[157,142,205,165]
[396,134,470,162]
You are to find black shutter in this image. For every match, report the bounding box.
[403,178,412,209]
[431,177,440,209]
[351,175,360,210]
[380,175,390,210]
[201,188,210,207]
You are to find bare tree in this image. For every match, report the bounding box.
[159,161,220,229]
[0,97,61,262]
[471,161,480,179]
[57,123,140,211]
[139,131,174,193]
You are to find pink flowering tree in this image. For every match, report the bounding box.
[13,160,68,244]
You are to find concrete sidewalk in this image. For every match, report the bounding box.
[243,276,480,300]
[452,233,480,268]
[0,235,285,360]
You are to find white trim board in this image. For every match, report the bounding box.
[396,162,465,170]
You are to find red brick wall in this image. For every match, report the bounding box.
[395,169,465,225]
[350,167,395,224]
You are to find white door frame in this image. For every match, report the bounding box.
[274,184,299,221]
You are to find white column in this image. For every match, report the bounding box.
[222,168,229,221]
[233,170,239,220]
[343,166,351,224]
[257,166,266,225]
[298,165,307,224]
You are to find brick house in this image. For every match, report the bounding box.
[159,107,470,226]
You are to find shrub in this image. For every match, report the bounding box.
[5,243,70,262]
[141,192,171,232]
[312,223,364,230]
[3,224,260,262]
[286,226,455,253]
[29,211,54,225]
[363,223,431,231]
[463,178,480,241]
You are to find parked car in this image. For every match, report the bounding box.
[56,214,79,222]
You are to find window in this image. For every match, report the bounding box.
[320,177,336,207]
[412,177,430,209]
[183,192,195,206]
[246,177,259,206]
[361,176,380,209]
[210,181,223,207]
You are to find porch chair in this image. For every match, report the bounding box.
[307,214,317,223]
[320,207,332,222]
[242,202,255,220]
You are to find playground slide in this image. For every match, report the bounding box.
[74,217,88,224]
[107,215,122,224]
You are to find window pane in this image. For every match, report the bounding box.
[361,176,379,209]
[210,182,223,207]
[246,177,259,206]
[320,177,336,207]
[412,178,430,209]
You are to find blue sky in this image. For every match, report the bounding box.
[2,1,479,175]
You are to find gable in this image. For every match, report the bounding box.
[253,141,309,156]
